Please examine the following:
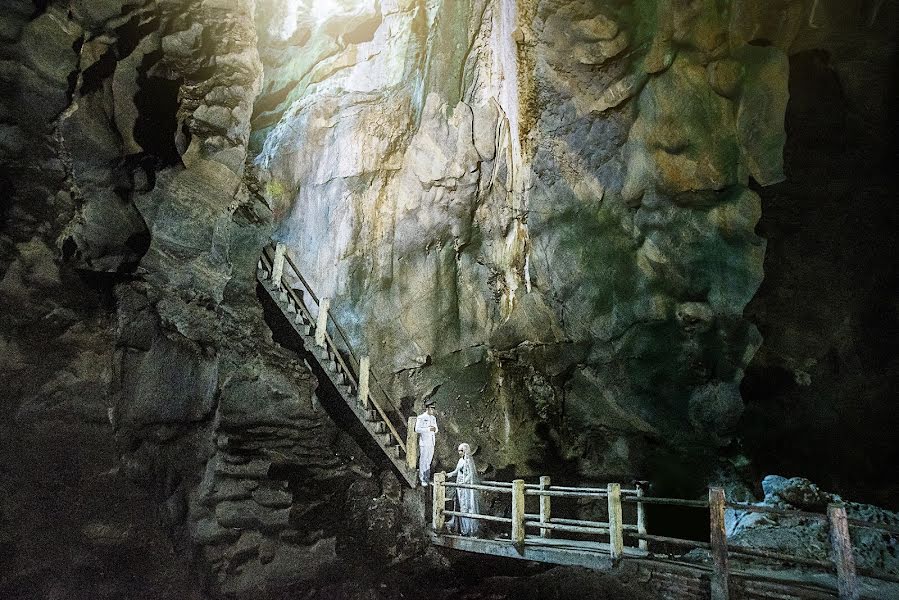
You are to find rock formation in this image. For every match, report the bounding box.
[0,0,895,597]
[255,0,786,483]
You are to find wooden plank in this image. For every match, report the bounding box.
[433,472,446,532]
[406,416,418,471]
[540,476,551,538]
[525,520,609,536]
[636,483,648,551]
[828,504,859,600]
[547,485,639,495]
[431,533,614,571]
[512,479,526,546]
[726,501,827,522]
[525,489,607,499]
[445,482,514,493]
[271,243,286,288]
[358,355,370,409]
[622,496,710,508]
[709,487,730,600]
[632,532,712,549]
[315,297,330,348]
[607,483,624,563]
[480,480,541,490]
[443,510,513,524]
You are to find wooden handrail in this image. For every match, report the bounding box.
[725,501,827,521]
[523,515,639,532]
[622,496,709,508]
[444,510,513,524]
[443,482,514,493]
[275,244,407,431]
[430,474,899,593]
[284,250,320,304]
[262,244,407,454]
[727,544,833,569]
[526,488,607,499]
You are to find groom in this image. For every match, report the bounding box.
[414,401,438,486]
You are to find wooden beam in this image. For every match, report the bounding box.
[709,487,730,600]
[607,483,623,563]
[636,483,648,551]
[433,471,446,532]
[315,297,330,348]
[539,476,551,538]
[430,533,614,571]
[828,504,859,600]
[271,243,286,288]
[406,416,418,471]
[512,479,526,546]
[358,355,370,409]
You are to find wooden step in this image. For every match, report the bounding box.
[257,255,418,489]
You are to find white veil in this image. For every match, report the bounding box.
[457,443,481,536]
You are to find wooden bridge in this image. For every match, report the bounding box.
[430,474,899,600]
[258,242,899,600]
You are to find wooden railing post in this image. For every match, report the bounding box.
[433,471,446,532]
[828,504,859,600]
[636,482,648,551]
[406,416,418,471]
[539,475,551,538]
[271,243,286,288]
[607,483,624,563]
[512,479,526,546]
[709,487,730,600]
[358,355,370,409]
[315,297,330,348]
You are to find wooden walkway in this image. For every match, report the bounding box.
[431,533,858,599]
[431,532,645,569]
[256,241,898,599]
[429,474,899,600]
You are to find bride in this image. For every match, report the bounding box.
[447,443,481,537]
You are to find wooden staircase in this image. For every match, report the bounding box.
[257,244,418,488]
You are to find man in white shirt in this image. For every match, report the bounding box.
[414,401,438,486]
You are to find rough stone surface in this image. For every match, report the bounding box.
[253,0,782,485]
[728,476,899,578]
[0,0,896,598]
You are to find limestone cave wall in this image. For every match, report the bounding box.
[0,0,895,598]
[254,0,791,489]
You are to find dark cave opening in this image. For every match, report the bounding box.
[134,50,182,166]
[740,48,899,507]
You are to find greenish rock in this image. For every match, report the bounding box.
[734,45,790,185]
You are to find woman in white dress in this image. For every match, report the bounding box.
[447,442,480,537]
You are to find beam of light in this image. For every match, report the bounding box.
[276,0,357,40]
[311,0,341,22]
